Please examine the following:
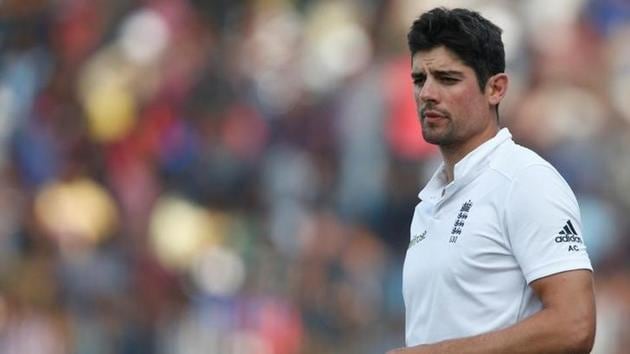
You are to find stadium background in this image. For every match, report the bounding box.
[0,0,629,353]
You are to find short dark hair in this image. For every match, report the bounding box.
[407,7,505,91]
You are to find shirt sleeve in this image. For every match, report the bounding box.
[504,164,592,284]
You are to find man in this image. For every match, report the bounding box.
[387,8,595,354]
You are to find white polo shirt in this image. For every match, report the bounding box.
[402,128,592,346]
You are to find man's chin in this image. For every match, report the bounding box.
[421,130,448,145]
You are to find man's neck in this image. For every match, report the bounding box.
[440,127,499,183]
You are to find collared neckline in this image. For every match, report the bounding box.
[418,128,512,202]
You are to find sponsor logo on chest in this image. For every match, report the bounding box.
[408,230,428,249]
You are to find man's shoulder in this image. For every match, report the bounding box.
[490,140,558,182]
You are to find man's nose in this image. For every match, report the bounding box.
[418,78,438,103]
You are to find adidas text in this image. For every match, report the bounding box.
[555,235,582,243]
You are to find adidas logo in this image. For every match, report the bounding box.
[554,220,582,244]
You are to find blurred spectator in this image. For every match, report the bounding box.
[0,0,628,353]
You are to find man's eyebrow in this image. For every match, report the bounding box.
[411,69,464,80]
[432,69,464,77]
[411,72,425,79]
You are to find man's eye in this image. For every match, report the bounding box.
[441,77,458,84]
[413,78,425,85]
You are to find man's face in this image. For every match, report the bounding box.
[411,46,496,148]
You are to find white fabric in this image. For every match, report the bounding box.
[403,128,592,346]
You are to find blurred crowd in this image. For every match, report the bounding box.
[0,0,629,353]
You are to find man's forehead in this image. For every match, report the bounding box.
[411,47,467,72]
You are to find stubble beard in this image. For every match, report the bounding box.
[420,113,457,147]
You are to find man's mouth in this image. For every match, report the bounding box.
[421,107,448,121]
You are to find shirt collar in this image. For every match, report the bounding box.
[419,128,512,202]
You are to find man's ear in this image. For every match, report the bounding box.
[486,73,509,105]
